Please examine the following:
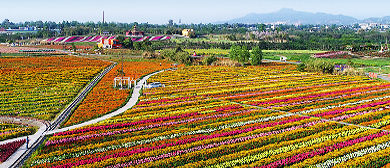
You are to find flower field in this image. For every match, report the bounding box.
[0,139,26,163]
[62,60,174,127]
[27,63,390,167]
[313,51,348,58]
[0,122,37,141]
[0,56,110,120]
[46,36,115,43]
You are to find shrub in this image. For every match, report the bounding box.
[142,51,157,59]
[214,58,242,67]
[175,52,192,65]
[297,63,306,72]
[161,48,193,65]
[203,56,217,66]
[161,49,176,61]
[305,59,335,74]
[122,38,133,49]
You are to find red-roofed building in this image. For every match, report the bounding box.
[126,25,144,37]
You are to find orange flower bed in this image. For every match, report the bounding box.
[62,60,175,126]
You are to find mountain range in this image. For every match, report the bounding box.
[218,8,390,25]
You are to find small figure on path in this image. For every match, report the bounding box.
[26,136,29,149]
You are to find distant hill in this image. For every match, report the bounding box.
[220,8,387,25]
[362,16,390,24]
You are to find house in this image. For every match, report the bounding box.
[126,25,144,37]
[98,38,122,49]
[182,29,194,36]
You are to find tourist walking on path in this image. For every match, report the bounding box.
[26,136,29,149]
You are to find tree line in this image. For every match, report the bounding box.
[2,18,390,51]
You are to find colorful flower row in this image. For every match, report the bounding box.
[313,51,348,58]
[0,56,110,120]
[26,64,390,167]
[61,60,175,127]
[0,122,37,141]
[0,139,26,162]
[46,36,115,43]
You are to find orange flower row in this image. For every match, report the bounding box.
[62,60,174,126]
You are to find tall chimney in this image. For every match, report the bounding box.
[103,10,105,24]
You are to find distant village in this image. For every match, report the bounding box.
[1,22,390,36]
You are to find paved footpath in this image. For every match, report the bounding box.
[1,69,165,168]
[376,74,390,82]
[365,73,390,82]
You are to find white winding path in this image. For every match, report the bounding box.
[46,70,163,135]
[1,69,165,168]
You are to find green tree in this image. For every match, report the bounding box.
[92,45,99,51]
[229,45,239,61]
[133,42,141,50]
[175,46,184,53]
[249,33,256,41]
[168,19,173,27]
[141,39,153,51]
[161,49,176,61]
[122,38,133,49]
[238,46,250,64]
[250,46,262,65]
[175,51,192,65]
[71,43,76,52]
[297,63,306,72]
[202,55,217,65]
[116,35,125,44]
[188,31,196,38]
[227,34,236,41]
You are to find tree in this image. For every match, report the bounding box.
[133,42,141,50]
[161,49,176,61]
[297,63,306,72]
[71,43,76,52]
[175,46,184,53]
[122,38,133,49]
[249,33,256,41]
[175,51,192,65]
[238,46,250,64]
[188,31,196,38]
[250,46,262,65]
[168,19,173,27]
[229,45,239,61]
[2,19,10,28]
[116,35,125,44]
[203,55,217,65]
[227,34,236,41]
[257,23,266,32]
[141,39,153,51]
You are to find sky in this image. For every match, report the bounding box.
[1,0,390,24]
